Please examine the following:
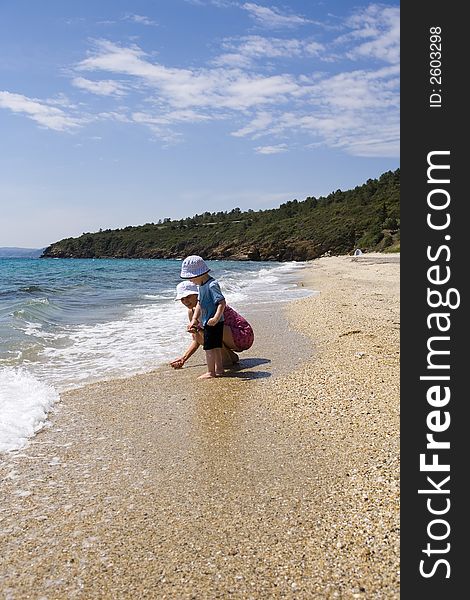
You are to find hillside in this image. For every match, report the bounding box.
[42,169,399,261]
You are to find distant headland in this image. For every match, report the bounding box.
[41,169,399,262]
[0,247,45,259]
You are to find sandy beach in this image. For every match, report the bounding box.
[0,253,400,599]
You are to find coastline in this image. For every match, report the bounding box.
[0,253,399,599]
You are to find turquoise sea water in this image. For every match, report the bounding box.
[0,257,311,451]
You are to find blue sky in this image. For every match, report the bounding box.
[0,0,399,248]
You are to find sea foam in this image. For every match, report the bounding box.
[0,368,59,452]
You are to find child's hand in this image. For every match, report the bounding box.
[207,317,218,326]
[187,321,197,332]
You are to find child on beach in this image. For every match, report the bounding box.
[170,280,254,370]
[179,255,226,379]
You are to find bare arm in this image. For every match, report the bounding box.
[171,307,201,368]
[207,299,226,326]
[188,302,202,331]
[170,337,201,369]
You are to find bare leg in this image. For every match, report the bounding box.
[214,348,224,376]
[197,349,224,378]
[198,349,217,378]
[222,325,241,366]
[222,325,240,352]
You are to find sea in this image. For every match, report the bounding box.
[0,257,312,452]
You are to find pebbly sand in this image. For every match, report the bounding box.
[0,253,400,599]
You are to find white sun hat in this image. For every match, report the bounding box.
[180,255,211,279]
[175,281,199,301]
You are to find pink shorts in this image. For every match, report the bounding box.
[230,322,254,351]
[223,305,254,352]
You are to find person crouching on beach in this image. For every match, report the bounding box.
[170,280,254,370]
[179,255,225,379]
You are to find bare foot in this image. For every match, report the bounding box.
[197,372,217,380]
[215,370,225,376]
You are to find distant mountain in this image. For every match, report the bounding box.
[42,169,400,262]
[0,247,45,258]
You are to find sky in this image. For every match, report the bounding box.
[0,0,399,248]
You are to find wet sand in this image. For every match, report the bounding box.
[0,253,399,599]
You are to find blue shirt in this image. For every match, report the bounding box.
[198,277,225,326]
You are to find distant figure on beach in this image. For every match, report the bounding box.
[170,260,254,378]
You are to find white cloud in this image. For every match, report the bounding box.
[45,93,79,109]
[340,4,400,64]
[231,111,273,137]
[242,3,311,29]
[212,52,252,69]
[255,143,288,154]
[0,91,83,131]
[228,61,399,158]
[144,106,239,145]
[230,36,304,58]
[76,39,302,112]
[123,14,158,26]
[97,111,132,123]
[271,106,399,158]
[72,77,126,96]
[312,66,400,110]
[132,109,212,126]
[131,110,213,144]
[213,35,325,67]
[131,109,219,143]
[304,41,324,56]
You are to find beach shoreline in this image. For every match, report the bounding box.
[0,253,399,599]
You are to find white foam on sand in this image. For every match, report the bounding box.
[40,299,190,389]
[0,368,59,452]
[220,261,312,305]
